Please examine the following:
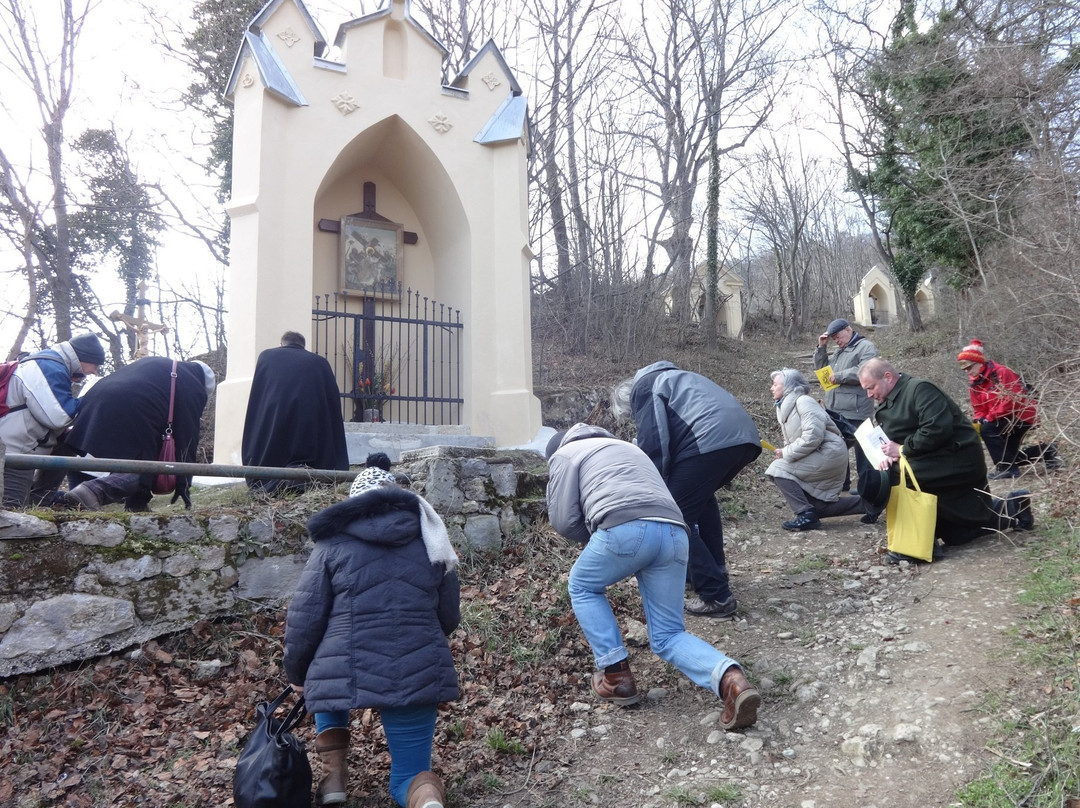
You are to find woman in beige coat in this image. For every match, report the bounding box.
[765,368,867,531]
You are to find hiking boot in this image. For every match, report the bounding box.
[718,666,760,730]
[684,595,737,619]
[591,659,642,706]
[63,484,101,511]
[405,771,445,808]
[860,512,880,525]
[1006,490,1034,531]
[782,510,821,531]
[314,727,349,806]
[988,466,1020,480]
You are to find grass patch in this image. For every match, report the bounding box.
[485,727,528,755]
[706,784,743,802]
[954,518,1080,807]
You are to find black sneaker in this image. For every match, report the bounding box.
[886,545,945,564]
[684,595,737,618]
[782,510,821,531]
[860,512,880,524]
[988,467,1021,480]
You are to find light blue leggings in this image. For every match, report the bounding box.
[315,705,437,807]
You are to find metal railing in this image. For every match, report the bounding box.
[3,453,357,485]
[312,282,464,426]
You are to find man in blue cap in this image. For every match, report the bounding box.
[813,318,881,522]
[0,334,105,507]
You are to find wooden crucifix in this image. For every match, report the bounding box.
[109,280,169,360]
[318,181,419,245]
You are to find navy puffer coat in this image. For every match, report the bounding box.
[283,485,460,713]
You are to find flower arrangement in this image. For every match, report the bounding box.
[359,357,396,417]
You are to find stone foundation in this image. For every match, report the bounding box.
[0,447,548,677]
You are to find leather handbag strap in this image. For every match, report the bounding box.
[165,360,178,431]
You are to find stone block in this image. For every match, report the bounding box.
[0,594,135,658]
[462,514,502,551]
[236,555,307,601]
[60,520,126,548]
[0,511,59,541]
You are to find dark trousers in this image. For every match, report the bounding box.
[979,420,1032,470]
[665,443,760,602]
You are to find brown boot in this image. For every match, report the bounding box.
[314,727,349,806]
[719,665,760,730]
[405,771,445,808]
[591,659,642,706]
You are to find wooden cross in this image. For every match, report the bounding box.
[318,181,419,244]
[109,280,169,360]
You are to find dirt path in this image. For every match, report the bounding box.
[494,474,1035,808]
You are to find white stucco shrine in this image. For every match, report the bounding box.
[213,0,541,464]
[851,264,935,328]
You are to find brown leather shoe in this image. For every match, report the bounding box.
[719,666,760,730]
[406,771,445,808]
[591,659,642,706]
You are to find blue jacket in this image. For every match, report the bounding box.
[630,361,761,479]
[283,486,460,713]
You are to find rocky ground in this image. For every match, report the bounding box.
[0,462,1047,808]
[0,328,1061,807]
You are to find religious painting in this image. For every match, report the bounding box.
[340,217,403,295]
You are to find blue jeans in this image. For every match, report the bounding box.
[315,704,437,807]
[568,519,739,695]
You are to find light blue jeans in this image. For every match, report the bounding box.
[315,705,437,807]
[568,518,739,696]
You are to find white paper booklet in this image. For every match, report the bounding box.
[854,419,890,470]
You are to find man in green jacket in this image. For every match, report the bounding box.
[857,358,1033,558]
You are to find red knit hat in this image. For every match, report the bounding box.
[957,339,986,365]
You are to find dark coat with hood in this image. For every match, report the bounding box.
[65,358,209,499]
[283,485,460,713]
[241,344,348,488]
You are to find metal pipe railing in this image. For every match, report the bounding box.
[3,454,358,484]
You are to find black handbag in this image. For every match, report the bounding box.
[233,686,312,808]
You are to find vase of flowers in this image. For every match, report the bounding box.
[359,358,396,422]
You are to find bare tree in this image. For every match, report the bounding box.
[615,0,790,328]
[0,0,92,347]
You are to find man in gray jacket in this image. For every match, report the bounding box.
[813,318,881,521]
[546,423,760,730]
[613,361,761,618]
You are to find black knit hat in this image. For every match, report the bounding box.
[545,430,567,460]
[69,333,105,366]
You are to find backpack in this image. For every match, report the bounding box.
[825,408,859,447]
[0,354,66,419]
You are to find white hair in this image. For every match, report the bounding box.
[610,378,634,420]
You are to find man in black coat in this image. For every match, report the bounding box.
[63,357,215,511]
[241,331,349,494]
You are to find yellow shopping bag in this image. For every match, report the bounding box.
[885,453,938,562]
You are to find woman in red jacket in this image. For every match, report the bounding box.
[957,339,1050,479]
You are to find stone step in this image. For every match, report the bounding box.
[343,422,496,463]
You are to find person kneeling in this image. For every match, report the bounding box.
[764,369,867,531]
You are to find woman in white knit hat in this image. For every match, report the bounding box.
[284,466,460,808]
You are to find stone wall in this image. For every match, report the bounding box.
[0,447,548,678]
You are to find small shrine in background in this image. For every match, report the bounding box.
[851,264,935,329]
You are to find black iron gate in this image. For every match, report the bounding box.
[312,283,463,425]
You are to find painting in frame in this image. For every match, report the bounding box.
[340,216,403,296]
